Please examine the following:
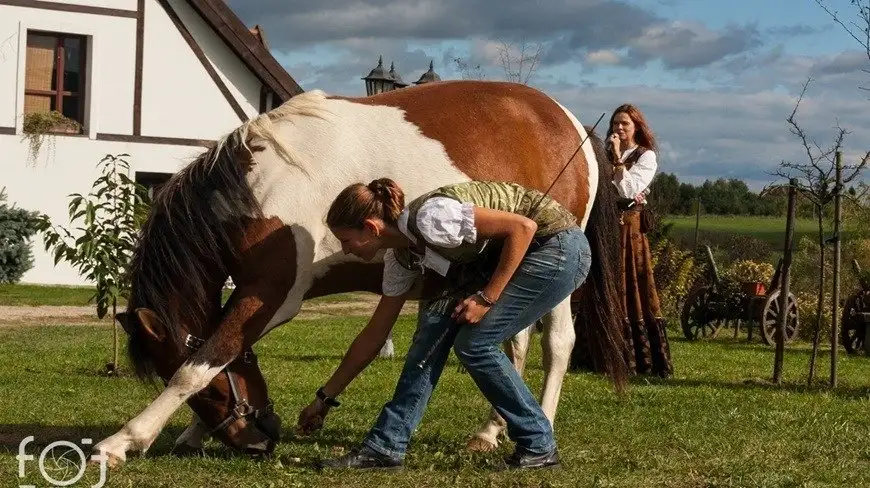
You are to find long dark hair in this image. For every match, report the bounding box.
[571,127,630,392]
[126,131,263,379]
[606,103,657,152]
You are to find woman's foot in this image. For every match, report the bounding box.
[320,446,403,470]
[504,447,561,469]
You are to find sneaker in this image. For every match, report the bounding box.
[320,446,403,470]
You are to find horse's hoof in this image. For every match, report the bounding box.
[171,444,204,457]
[466,436,498,452]
[90,451,124,469]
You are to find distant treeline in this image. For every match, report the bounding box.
[647,173,863,217]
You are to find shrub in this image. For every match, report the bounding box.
[723,260,775,284]
[651,239,704,327]
[0,188,41,284]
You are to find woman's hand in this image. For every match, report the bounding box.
[296,398,330,435]
[608,133,622,161]
[452,294,492,324]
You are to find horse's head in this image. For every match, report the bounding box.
[117,300,280,456]
[118,135,281,456]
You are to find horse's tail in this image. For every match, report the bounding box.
[571,127,629,393]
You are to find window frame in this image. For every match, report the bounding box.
[23,30,89,132]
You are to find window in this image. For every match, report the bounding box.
[135,172,173,200]
[24,31,87,130]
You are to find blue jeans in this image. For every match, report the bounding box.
[363,227,592,458]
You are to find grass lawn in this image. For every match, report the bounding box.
[0,283,366,307]
[664,215,821,248]
[3,317,870,487]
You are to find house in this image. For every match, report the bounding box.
[0,0,303,285]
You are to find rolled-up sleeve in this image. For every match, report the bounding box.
[613,150,657,199]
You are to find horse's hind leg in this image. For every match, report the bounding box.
[378,330,395,358]
[466,324,533,452]
[540,298,575,423]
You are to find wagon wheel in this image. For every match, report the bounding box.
[759,290,800,346]
[841,290,870,355]
[681,286,720,340]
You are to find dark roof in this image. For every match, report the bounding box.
[414,60,441,85]
[185,0,303,101]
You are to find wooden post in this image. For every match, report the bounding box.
[694,197,701,250]
[831,151,843,387]
[774,179,798,384]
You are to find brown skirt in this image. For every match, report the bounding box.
[621,207,673,377]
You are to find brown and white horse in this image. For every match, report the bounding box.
[95,80,626,464]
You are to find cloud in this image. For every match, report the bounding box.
[625,21,763,69]
[228,0,761,72]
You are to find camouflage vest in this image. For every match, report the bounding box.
[393,181,577,272]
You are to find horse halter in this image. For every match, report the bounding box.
[181,333,280,446]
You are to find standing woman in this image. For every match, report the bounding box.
[607,104,673,378]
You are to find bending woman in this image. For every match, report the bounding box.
[298,179,594,470]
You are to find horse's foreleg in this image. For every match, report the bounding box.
[466,324,533,452]
[539,298,575,423]
[172,413,207,456]
[93,355,233,464]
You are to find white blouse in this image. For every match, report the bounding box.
[613,147,657,203]
[382,197,477,297]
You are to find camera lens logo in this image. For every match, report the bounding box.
[17,436,108,488]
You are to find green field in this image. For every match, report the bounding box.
[664,215,820,248]
[3,316,870,487]
[0,284,365,307]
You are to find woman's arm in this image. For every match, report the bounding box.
[322,293,407,396]
[297,293,407,433]
[452,207,537,324]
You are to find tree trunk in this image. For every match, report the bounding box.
[111,297,118,374]
[807,206,826,385]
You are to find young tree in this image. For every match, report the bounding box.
[453,39,544,85]
[37,154,151,374]
[769,80,869,385]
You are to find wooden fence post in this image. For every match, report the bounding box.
[831,151,843,387]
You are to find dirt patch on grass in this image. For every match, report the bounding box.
[0,299,418,327]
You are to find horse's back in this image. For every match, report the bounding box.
[338,81,597,225]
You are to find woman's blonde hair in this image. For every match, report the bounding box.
[326,178,405,229]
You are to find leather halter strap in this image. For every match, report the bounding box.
[182,333,278,441]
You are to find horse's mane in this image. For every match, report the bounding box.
[127,89,333,379]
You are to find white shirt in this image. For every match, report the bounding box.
[613,147,657,203]
[382,197,477,297]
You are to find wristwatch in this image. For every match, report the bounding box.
[316,387,341,407]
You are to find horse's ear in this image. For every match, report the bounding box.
[134,308,167,342]
[115,312,135,335]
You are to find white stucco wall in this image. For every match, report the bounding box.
[141,0,261,139]
[2,135,205,285]
[0,0,275,285]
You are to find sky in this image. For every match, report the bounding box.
[227,0,870,190]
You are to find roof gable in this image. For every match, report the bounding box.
[184,0,302,101]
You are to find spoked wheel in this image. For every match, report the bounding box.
[841,290,870,355]
[681,286,720,340]
[759,290,800,346]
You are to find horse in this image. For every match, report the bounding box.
[94,80,627,465]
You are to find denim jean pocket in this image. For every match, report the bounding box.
[518,235,565,280]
